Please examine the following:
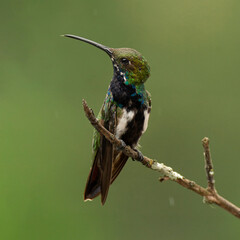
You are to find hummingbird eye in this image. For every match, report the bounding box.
[120,58,129,65]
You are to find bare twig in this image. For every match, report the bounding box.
[82,99,240,219]
[202,137,215,192]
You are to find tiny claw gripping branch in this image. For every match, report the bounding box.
[132,149,144,162]
[116,139,127,151]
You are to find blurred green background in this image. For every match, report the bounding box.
[1,0,240,239]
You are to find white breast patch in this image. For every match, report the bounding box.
[142,110,150,133]
[115,109,135,139]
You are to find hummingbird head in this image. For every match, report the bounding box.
[63,34,150,85]
[110,48,150,84]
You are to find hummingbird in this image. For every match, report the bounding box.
[64,34,151,205]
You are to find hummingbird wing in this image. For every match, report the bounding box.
[111,152,128,184]
[99,115,114,204]
[84,94,116,205]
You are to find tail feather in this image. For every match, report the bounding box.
[111,152,128,184]
[100,137,113,205]
[84,150,101,201]
[84,136,113,205]
[84,150,128,204]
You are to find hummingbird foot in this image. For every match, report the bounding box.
[116,139,127,151]
[132,149,144,162]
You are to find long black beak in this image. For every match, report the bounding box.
[63,34,112,57]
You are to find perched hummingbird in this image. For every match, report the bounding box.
[64,34,151,205]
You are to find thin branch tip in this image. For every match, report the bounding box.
[202,137,210,147]
[202,136,215,192]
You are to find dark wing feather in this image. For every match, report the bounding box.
[84,149,101,200]
[99,132,113,205]
[111,152,128,184]
[84,96,116,205]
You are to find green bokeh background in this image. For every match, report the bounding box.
[1,1,240,239]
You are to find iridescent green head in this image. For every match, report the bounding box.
[63,34,150,85]
[110,48,150,84]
